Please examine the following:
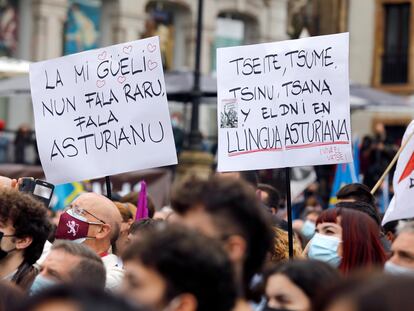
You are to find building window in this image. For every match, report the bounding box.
[211,13,259,72]
[381,3,410,84]
[143,1,191,71]
[0,0,18,57]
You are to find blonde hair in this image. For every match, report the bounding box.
[114,202,136,222]
[270,227,303,263]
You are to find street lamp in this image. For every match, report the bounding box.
[188,0,203,150]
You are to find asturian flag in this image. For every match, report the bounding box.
[382,121,414,225]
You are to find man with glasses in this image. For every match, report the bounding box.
[55,192,123,290]
[0,188,51,291]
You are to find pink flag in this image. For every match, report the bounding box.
[135,180,148,220]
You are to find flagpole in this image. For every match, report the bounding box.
[285,167,294,259]
[371,131,414,195]
[105,176,112,200]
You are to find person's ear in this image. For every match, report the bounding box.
[224,235,247,265]
[11,179,18,189]
[386,231,395,243]
[95,224,111,240]
[15,236,33,250]
[270,207,278,215]
[174,293,197,311]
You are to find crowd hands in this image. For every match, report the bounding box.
[0,171,412,311]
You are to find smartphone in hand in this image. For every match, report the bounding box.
[18,177,54,207]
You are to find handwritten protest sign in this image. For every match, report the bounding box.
[217,33,352,172]
[30,36,177,184]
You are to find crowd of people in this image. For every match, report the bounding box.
[0,171,413,311]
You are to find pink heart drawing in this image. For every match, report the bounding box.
[98,51,107,60]
[147,43,157,53]
[123,45,132,54]
[96,80,105,88]
[147,59,158,71]
[117,76,126,84]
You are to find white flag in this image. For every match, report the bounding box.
[382,120,414,225]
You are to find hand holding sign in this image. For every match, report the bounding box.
[29,37,177,184]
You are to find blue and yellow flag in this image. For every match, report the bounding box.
[329,140,360,207]
[53,182,85,210]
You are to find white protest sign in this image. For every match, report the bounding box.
[217,33,352,172]
[30,36,177,184]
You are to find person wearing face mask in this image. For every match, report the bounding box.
[0,188,51,291]
[305,207,386,274]
[30,240,106,294]
[384,220,414,275]
[263,259,340,311]
[122,224,237,311]
[54,192,123,290]
[293,210,320,244]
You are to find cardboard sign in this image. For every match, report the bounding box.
[30,37,177,184]
[217,33,352,172]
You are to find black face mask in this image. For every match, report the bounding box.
[0,231,15,260]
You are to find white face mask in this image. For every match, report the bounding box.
[308,233,342,268]
[301,220,316,239]
[384,261,414,276]
[29,274,57,295]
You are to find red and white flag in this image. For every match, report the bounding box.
[382,120,414,225]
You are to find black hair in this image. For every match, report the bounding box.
[171,176,274,298]
[336,183,375,206]
[129,218,162,236]
[316,274,414,311]
[0,281,23,311]
[239,171,259,189]
[18,284,144,311]
[335,201,381,227]
[0,189,51,265]
[345,276,414,311]
[382,220,400,234]
[258,183,281,208]
[123,225,237,311]
[264,260,341,309]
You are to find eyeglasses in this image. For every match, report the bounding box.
[70,205,106,225]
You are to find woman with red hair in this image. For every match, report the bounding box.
[305,207,386,274]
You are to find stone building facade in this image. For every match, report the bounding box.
[4,0,289,135]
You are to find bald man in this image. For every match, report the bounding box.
[55,192,123,290]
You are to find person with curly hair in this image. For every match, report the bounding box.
[0,188,51,291]
[269,227,303,263]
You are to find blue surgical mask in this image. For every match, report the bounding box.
[384,261,414,276]
[301,220,316,239]
[308,233,342,267]
[30,274,56,295]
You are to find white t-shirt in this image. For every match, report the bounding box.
[102,253,124,291]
